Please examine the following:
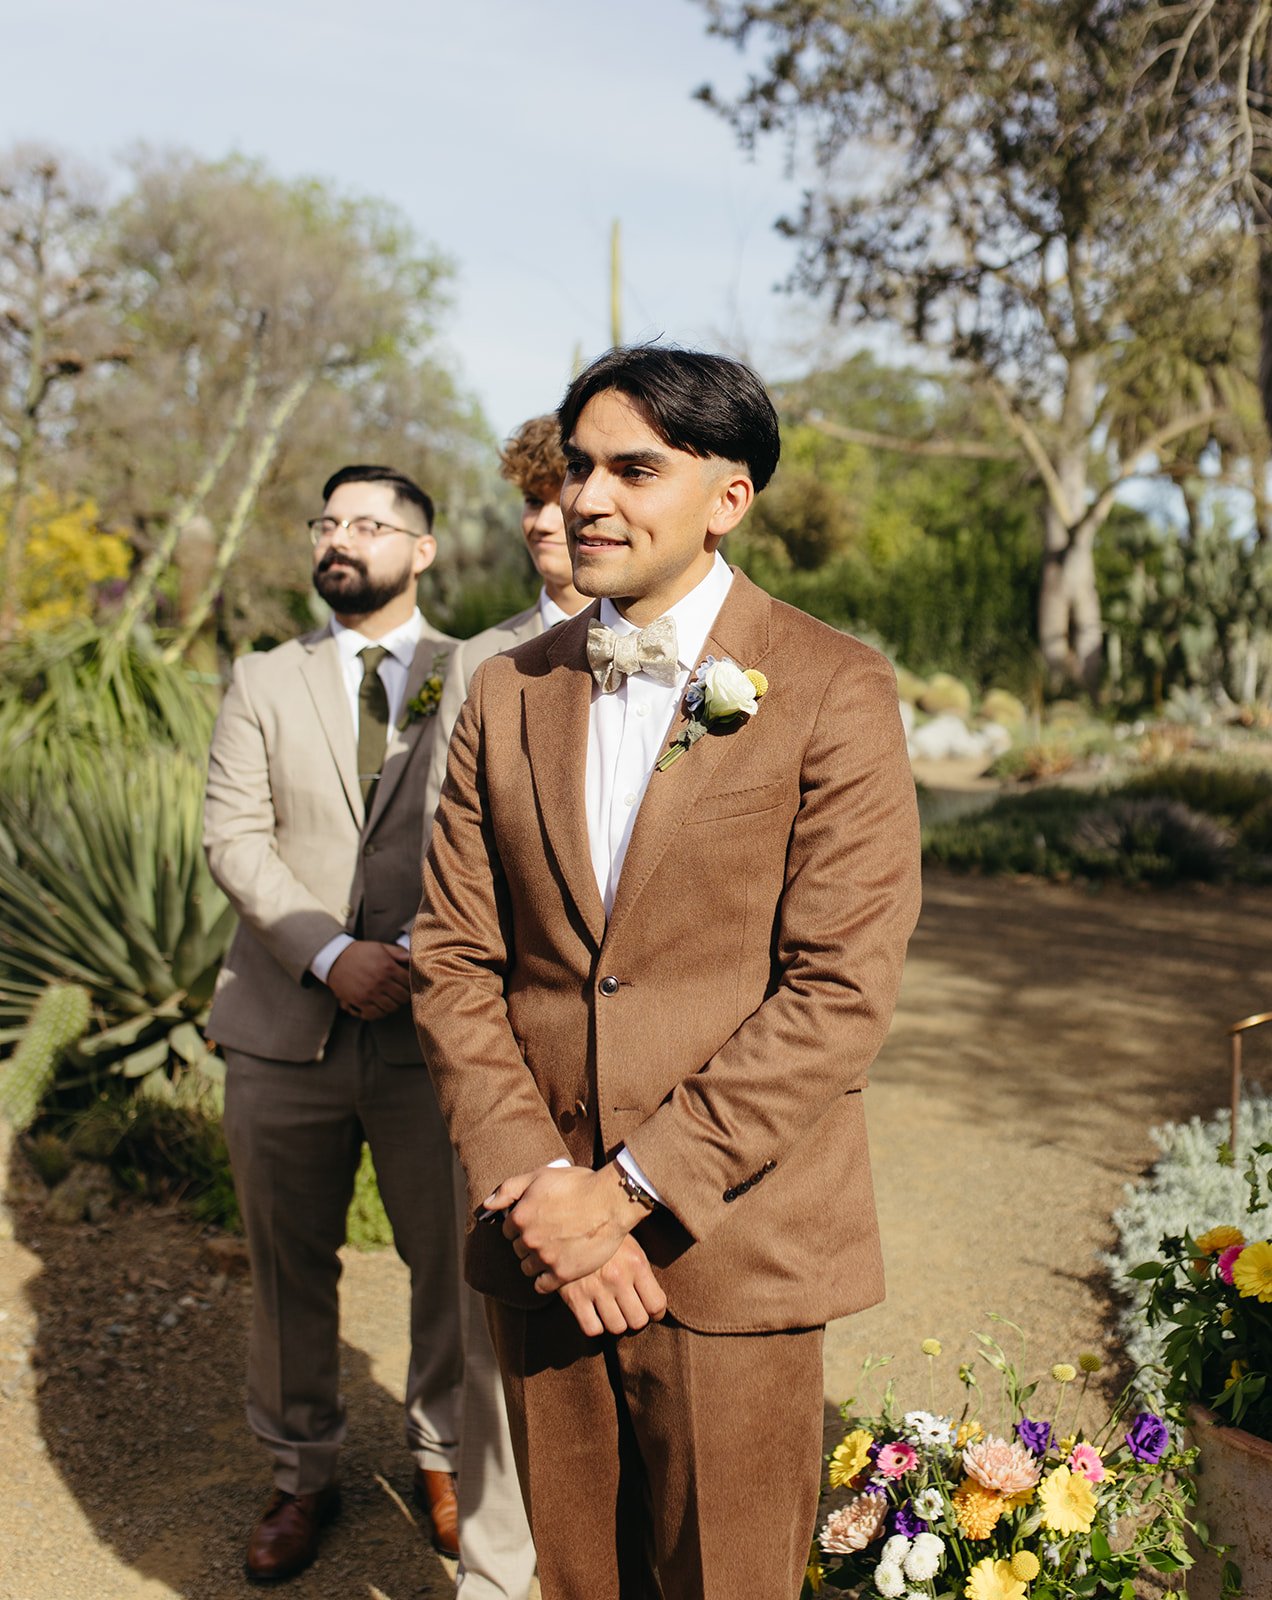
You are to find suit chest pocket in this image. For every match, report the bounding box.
[685,779,790,825]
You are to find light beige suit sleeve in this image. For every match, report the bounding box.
[204,656,347,984]
[422,635,473,825]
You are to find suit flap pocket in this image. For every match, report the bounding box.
[688,780,789,823]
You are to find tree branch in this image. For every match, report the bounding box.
[803,412,1018,461]
[985,382,1074,524]
[1083,405,1222,532]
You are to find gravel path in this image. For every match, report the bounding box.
[2,868,1270,1599]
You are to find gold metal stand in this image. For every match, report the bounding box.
[1230,1011,1272,1150]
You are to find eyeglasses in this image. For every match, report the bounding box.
[307,515,422,547]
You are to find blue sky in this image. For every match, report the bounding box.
[4,0,842,435]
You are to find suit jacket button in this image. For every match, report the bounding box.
[363,843,377,856]
[599,975,619,997]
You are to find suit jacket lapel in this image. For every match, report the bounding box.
[523,605,607,947]
[366,631,450,834]
[605,570,774,938]
[299,629,363,826]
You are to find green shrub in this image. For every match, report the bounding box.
[1120,760,1272,826]
[1067,798,1232,885]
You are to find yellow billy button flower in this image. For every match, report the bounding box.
[1052,1363,1076,1383]
[1232,1240,1272,1303]
[1010,1550,1042,1581]
[922,1338,943,1356]
[743,668,768,698]
[1078,1353,1102,1374]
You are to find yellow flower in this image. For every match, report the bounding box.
[922,1337,943,1356]
[1232,1240,1272,1303]
[805,1556,823,1593]
[1038,1465,1097,1535]
[953,1478,1006,1538]
[1195,1225,1246,1255]
[1078,1353,1102,1374]
[828,1429,873,1488]
[744,668,769,698]
[1222,1307,1234,1327]
[1010,1550,1041,1581]
[1227,1359,1249,1386]
[956,1419,985,1448]
[1058,1435,1076,1455]
[1052,1363,1076,1383]
[964,1557,1026,1600]
[1003,1487,1035,1510]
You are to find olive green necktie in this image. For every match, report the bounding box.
[357,645,390,808]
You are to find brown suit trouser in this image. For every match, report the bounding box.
[488,1298,824,1600]
[223,1014,461,1494]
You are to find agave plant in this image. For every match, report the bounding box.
[0,742,234,1097]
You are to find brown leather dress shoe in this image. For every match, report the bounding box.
[245,1484,341,1584]
[412,1466,459,1558]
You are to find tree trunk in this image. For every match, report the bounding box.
[1037,350,1102,694]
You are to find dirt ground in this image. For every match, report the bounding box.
[2,866,1270,1600]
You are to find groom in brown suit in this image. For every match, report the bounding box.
[204,464,462,1581]
[412,350,921,1599]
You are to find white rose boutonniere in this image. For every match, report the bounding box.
[656,654,769,771]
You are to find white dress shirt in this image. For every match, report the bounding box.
[538,589,571,630]
[584,553,734,1203]
[310,609,427,984]
[585,554,733,916]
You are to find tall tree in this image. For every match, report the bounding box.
[696,0,1241,690]
[0,147,127,641]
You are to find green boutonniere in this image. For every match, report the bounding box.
[401,652,449,726]
[656,655,769,771]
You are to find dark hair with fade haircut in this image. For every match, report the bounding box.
[557,345,781,492]
[320,464,435,534]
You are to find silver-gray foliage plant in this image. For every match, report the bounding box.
[1104,1092,1272,1385]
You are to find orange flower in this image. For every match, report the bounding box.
[953,1477,1006,1539]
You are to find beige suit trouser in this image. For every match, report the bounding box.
[452,1158,537,1599]
[223,1014,461,1494]
[488,1298,825,1600]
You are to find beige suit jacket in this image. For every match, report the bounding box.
[422,602,543,824]
[412,570,921,1333]
[205,618,454,1065]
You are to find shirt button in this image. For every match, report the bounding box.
[623,793,637,808]
[635,703,650,718]
[599,975,620,997]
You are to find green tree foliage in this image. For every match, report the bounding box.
[733,356,1044,690]
[695,0,1256,690]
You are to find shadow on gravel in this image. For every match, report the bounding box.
[6,1184,454,1599]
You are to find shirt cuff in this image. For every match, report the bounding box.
[548,1158,571,1169]
[616,1146,662,1205]
[396,932,411,951]
[310,933,355,985]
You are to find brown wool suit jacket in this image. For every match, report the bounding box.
[205,620,454,1066]
[411,570,921,1333]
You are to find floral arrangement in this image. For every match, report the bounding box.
[1134,1139,1272,1440]
[807,1330,1202,1600]
[1104,1093,1272,1383]
[656,655,768,770]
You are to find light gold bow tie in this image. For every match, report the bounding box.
[586,616,679,694]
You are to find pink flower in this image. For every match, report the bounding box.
[1218,1244,1244,1285]
[963,1435,1042,1496]
[875,1442,919,1478]
[1068,1443,1106,1483]
[819,1491,889,1553]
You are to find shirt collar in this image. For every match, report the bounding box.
[539,589,573,630]
[597,552,733,673]
[331,608,424,670]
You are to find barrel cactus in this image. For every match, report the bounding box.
[0,984,91,1132]
[917,672,972,718]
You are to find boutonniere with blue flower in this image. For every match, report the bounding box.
[400,652,449,727]
[656,655,769,771]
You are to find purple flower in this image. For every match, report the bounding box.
[1125,1412,1170,1464]
[1015,1418,1053,1456]
[889,1501,924,1539]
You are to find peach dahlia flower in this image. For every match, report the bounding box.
[962,1435,1042,1497]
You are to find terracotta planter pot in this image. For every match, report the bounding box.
[1185,1402,1272,1599]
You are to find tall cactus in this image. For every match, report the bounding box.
[0,984,91,1131]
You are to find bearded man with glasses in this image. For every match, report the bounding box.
[204,464,463,1582]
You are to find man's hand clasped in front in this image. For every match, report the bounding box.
[482,1163,667,1337]
[327,940,411,1020]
